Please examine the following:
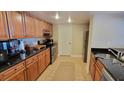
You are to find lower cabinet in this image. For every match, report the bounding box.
[94,64,102,81]
[94,59,104,81]
[5,68,26,81]
[89,53,96,80]
[90,52,105,81]
[38,51,46,75]
[0,48,51,81]
[0,61,26,81]
[26,55,39,81]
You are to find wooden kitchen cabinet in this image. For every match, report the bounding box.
[90,52,105,81]
[43,22,48,30]
[38,51,46,75]
[34,19,40,37]
[46,23,53,36]
[89,53,96,80]
[26,55,39,81]
[7,12,24,39]
[35,19,44,37]
[0,61,26,81]
[49,24,53,36]
[94,59,104,81]
[39,21,44,37]
[0,48,51,81]
[24,14,36,38]
[0,12,9,40]
[94,65,101,81]
[6,68,26,81]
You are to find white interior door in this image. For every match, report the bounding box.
[58,25,72,56]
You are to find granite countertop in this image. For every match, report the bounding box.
[0,47,47,73]
[95,53,124,81]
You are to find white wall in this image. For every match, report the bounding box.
[91,14,124,48]
[53,24,88,56]
[71,24,88,56]
[52,25,59,43]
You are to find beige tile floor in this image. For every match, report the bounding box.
[37,56,92,81]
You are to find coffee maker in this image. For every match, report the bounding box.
[7,40,20,56]
[0,42,8,66]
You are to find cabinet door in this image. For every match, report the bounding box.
[35,19,43,37]
[6,68,26,81]
[39,21,44,37]
[94,59,104,81]
[42,22,47,31]
[38,52,46,74]
[7,12,24,39]
[25,15,35,38]
[1,61,26,81]
[89,53,96,80]
[89,58,95,80]
[34,19,39,37]
[94,65,102,81]
[49,24,53,36]
[0,12,9,40]
[15,69,26,81]
[26,60,38,81]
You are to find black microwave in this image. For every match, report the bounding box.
[43,31,51,37]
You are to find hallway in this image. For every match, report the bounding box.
[37,56,92,81]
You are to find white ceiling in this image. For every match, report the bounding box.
[28,11,91,24]
[28,11,124,24]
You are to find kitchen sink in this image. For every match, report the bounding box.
[95,53,114,60]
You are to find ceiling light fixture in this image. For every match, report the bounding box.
[68,17,72,23]
[55,12,59,19]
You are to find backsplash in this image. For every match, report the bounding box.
[19,38,44,46]
[0,38,44,54]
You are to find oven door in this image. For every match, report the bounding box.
[101,68,115,81]
[51,45,57,64]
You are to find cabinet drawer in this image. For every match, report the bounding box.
[39,52,44,57]
[5,68,26,81]
[26,57,33,65]
[32,55,38,61]
[41,50,46,54]
[1,66,16,80]
[26,55,38,66]
[0,61,25,80]
[15,61,25,72]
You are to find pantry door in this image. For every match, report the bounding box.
[58,25,72,56]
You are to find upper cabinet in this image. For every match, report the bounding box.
[48,24,53,36]
[7,12,25,39]
[34,18,44,37]
[24,14,36,38]
[39,21,45,37]
[0,12,53,39]
[0,12,9,40]
[42,22,53,36]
